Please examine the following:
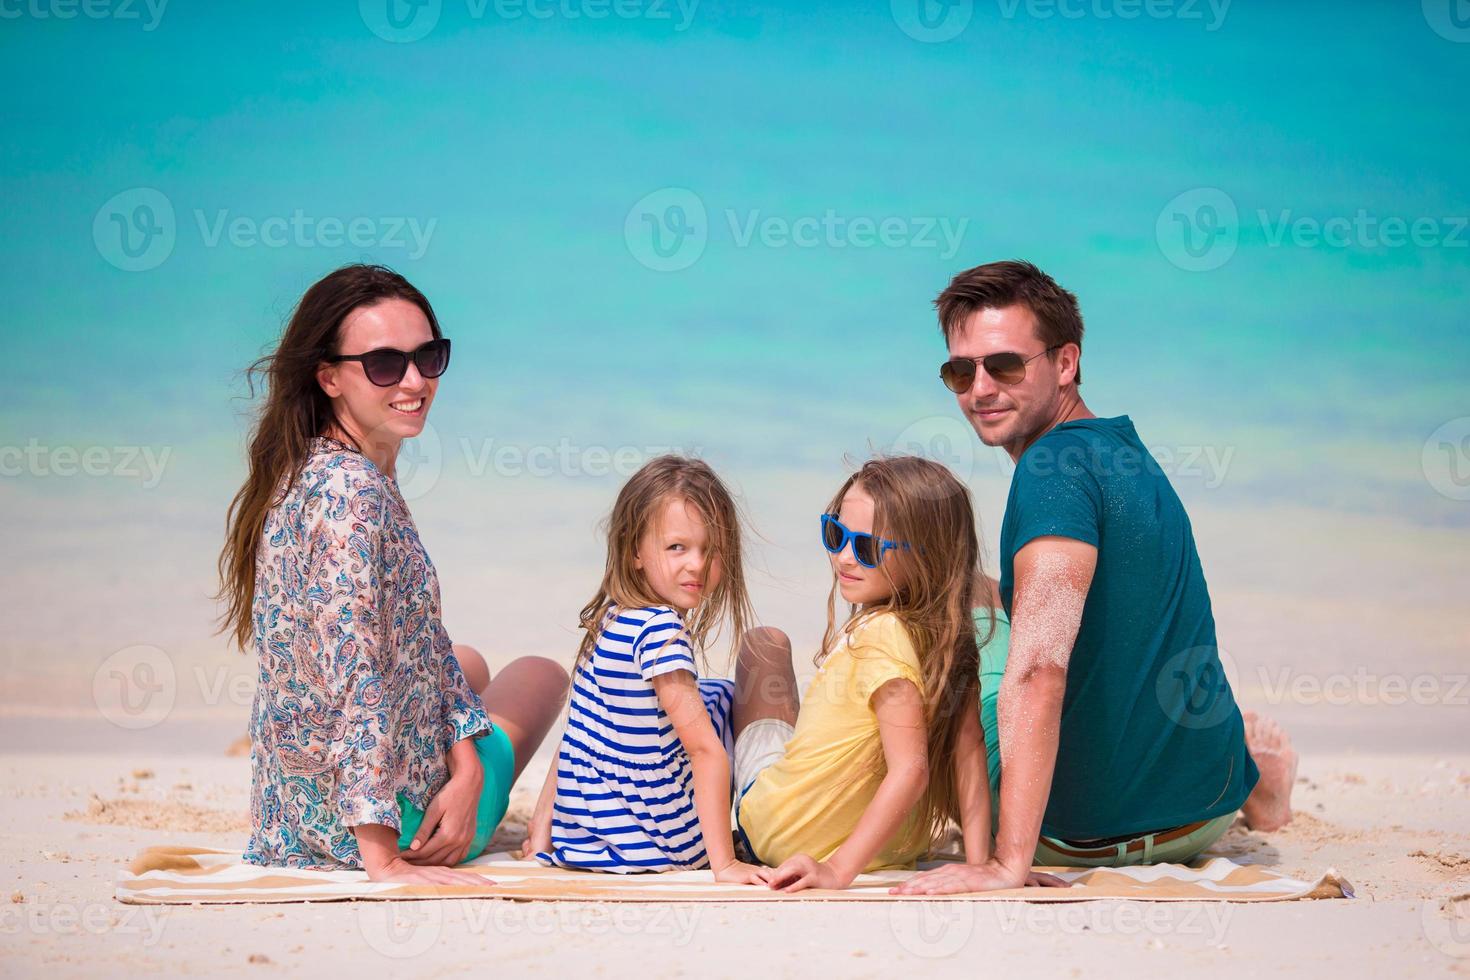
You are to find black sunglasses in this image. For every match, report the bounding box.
[940,345,1060,393]
[326,338,451,387]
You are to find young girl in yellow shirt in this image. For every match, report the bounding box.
[734,455,992,891]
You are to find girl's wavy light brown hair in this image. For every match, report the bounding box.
[215,264,443,652]
[819,455,985,852]
[577,455,753,669]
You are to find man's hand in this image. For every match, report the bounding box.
[768,854,853,892]
[890,857,1069,895]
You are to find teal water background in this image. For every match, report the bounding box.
[1,2,1466,737]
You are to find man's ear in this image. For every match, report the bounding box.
[316,362,341,398]
[1055,343,1081,387]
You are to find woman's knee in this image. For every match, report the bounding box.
[503,655,570,697]
[453,643,490,695]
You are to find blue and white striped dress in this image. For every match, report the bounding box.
[538,605,735,873]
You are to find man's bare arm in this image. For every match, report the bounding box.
[894,534,1096,895]
[990,535,1097,873]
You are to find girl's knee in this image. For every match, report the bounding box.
[739,626,793,670]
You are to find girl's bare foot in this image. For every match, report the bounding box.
[1240,710,1298,832]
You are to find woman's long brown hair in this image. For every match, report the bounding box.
[819,455,985,852]
[577,455,753,672]
[215,264,443,652]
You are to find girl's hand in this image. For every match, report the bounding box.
[401,749,483,867]
[524,820,552,860]
[711,859,774,886]
[365,855,494,887]
[768,854,852,892]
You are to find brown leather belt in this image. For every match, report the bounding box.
[1045,819,1212,859]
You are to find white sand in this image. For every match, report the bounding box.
[3,739,1469,978]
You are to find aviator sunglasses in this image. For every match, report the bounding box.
[940,345,1060,394]
[820,514,909,569]
[326,338,452,387]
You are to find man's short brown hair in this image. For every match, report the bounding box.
[934,260,1085,385]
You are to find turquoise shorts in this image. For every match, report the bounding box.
[396,725,515,863]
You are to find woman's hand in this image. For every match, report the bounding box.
[365,856,495,887]
[354,822,492,886]
[401,739,483,867]
[711,859,775,886]
[768,854,853,892]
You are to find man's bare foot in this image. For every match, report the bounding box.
[1240,710,1298,832]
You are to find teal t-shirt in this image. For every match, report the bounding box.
[998,416,1258,841]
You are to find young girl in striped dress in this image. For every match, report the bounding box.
[527,456,773,883]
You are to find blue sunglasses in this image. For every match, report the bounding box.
[820,514,909,569]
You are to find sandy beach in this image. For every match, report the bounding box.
[2,714,1468,978]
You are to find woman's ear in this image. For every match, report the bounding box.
[316,362,341,398]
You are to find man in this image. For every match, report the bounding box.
[898,260,1297,894]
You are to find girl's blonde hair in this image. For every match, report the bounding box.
[819,455,984,851]
[577,455,753,668]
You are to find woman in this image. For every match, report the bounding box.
[217,264,566,885]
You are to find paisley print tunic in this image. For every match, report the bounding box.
[244,436,491,869]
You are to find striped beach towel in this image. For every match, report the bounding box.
[116,847,1354,905]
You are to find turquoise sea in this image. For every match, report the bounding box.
[1,2,1466,749]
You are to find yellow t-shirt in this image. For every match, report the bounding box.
[737,612,927,871]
